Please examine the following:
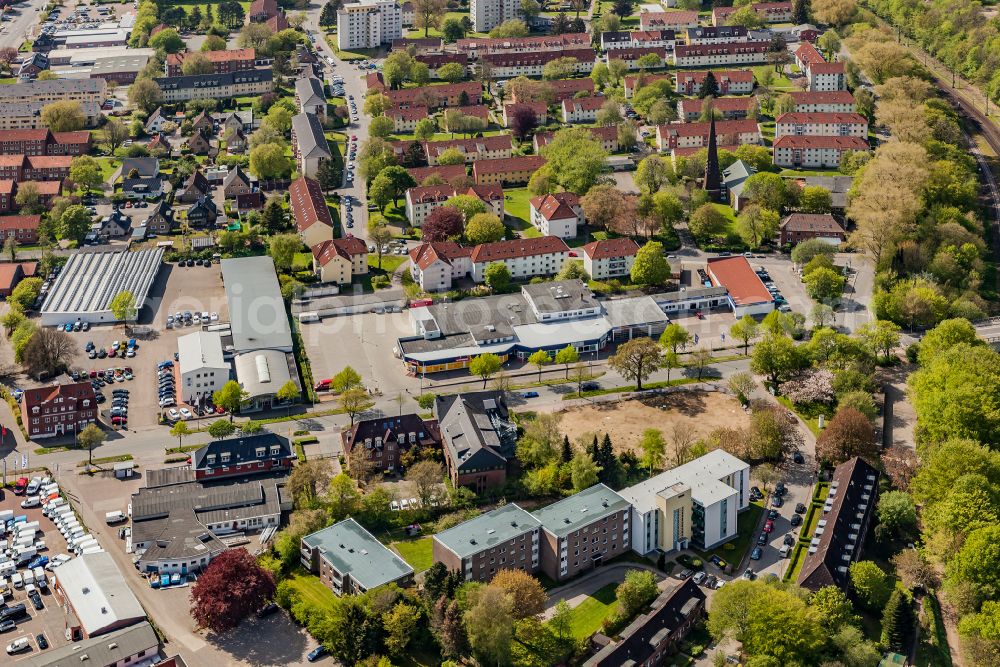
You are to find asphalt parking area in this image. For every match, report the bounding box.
[754,262,815,318]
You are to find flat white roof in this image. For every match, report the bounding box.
[619,449,748,513]
[52,552,145,636]
[178,331,227,376]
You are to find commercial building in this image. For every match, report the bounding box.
[177,331,230,400]
[311,237,369,285]
[677,96,755,122]
[291,112,333,179]
[534,484,631,582]
[472,155,546,186]
[290,176,335,247]
[470,0,523,33]
[772,135,869,169]
[23,622,159,667]
[673,69,755,96]
[529,192,584,239]
[154,69,273,103]
[39,248,164,326]
[788,90,856,113]
[582,237,640,281]
[53,552,145,638]
[433,504,541,581]
[775,112,869,138]
[301,518,414,595]
[584,580,706,667]
[674,42,771,68]
[165,48,257,77]
[21,381,96,440]
[336,0,403,50]
[798,457,880,591]
[619,449,751,554]
[706,256,774,317]
[435,390,517,492]
[779,212,847,246]
[342,414,441,476]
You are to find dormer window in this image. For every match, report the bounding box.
[206,454,216,464]
[270,445,279,455]
[256,448,266,458]
[221,453,231,463]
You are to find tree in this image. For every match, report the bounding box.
[369,115,395,139]
[550,599,572,642]
[791,238,837,265]
[736,205,780,249]
[181,52,214,76]
[616,570,658,617]
[609,338,664,391]
[287,459,334,508]
[729,315,761,355]
[491,569,546,619]
[250,143,292,179]
[464,586,515,664]
[383,602,420,657]
[630,241,671,286]
[635,155,671,195]
[21,327,75,378]
[917,318,979,365]
[275,380,300,417]
[809,586,856,632]
[201,34,228,51]
[881,588,916,652]
[109,290,137,330]
[554,344,579,379]
[750,333,802,386]
[439,599,466,657]
[892,549,937,592]
[483,262,511,292]
[208,419,236,439]
[469,353,503,388]
[7,277,40,312]
[909,344,1000,445]
[700,70,720,99]
[441,16,465,42]
[0,47,17,76]
[413,0,447,37]
[214,380,249,420]
[581,184,625,230]
[639,428,666,473]
[488,19,529,38]
[413,118,437,142]
[41,101,86,132]
[77,423,106,466]
[190,548,276,633]
[331,366,363,393]
[856,319,901,363]
[268,233,302,271]
[659,323,691,355]
[101,117,129,155]
[539,128,609,194]
[816,407,878,466]
[803,266,845,302]
[528,350,551,382]
[509,105,538,141]
[149,28,185,53]
[464,213,505,245]
[877,490,917,537]
[444,195,487,222]
[327,472,361,521]
[406,460,443,507]
[319,0,338,26]
[688,203,729,239]
[571,450,600,490]
[743,172,788,212]
[339,387,374,427]
[58,205,92,242]
[422,207,464,242]
[437,62,466,84]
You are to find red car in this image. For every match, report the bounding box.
[695,311,705,320]
[314,378,332,391]
[763,520,774,533]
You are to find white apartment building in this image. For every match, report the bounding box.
[807,62,847,92]
[561,96,608,124]
[177,331,230,399]
[337,0,402,50]
[409,242,473,291]
[404,185,455,227]
[529,193,584,239]
[582,238,639,281]
[673,42,771,68]
[789,91,856,113]
[471,0,522,33]
[774,112,869,138]
[470,236,570,283]
[772,135,870,169]
[619,449,751,554]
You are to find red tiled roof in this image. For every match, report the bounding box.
[424,135,511,158]
[455,33,590,51]
[387,81,481,106]
[772,135,869,150]
[0,263,22,289]
[472,155,545,177]
[674,70,754,85]
[406,185,455,204]
[24,181,61,195]
[27,155,72,169]
[789,91,855,105]
[312,237,367,265]
[776,112,867,125]
[628,29,675,41]
[641,10,699,26]
[407,164,467,184]
[562,96,607,112]
[505,101,547,116]
[0,155,26,168]
[809,62,845,74]
[409,241,471,270]
[582,237,640,260]
[0,215,41,231]
[21,381,95,411]
[481,48,594,68]
[780,213,845,234]
[0,180,13,194]
[166,48,255,67]
[470,235,569,263]
[386,106,429,121]
[658,119,760,137]
[707,256,772,306]
[53,131,91,145]
[466,184,503,201]
[610,47,668,60]
[795,42,826,65]
[675,41,771,57]
[530,192,580,221]
[452,105,491,120]
[0,129,49,142]
[289,176,334,233]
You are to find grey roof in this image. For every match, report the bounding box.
[618,449,749,514]
[302,518,413,591]
[89,53,151,74]
[295,76,326,107]
[435,391,516,473]
[648,285,729,305]
[0,77,104,100]
[434,504,541,559]
[223,164,251,189]
[41,248,164,319]
[178,330,227,376]
[233,349,295,398]
[521,279,599,315]
[154,68,272,92]
[52,552,145,636]
[192,433,291,472]
[221,256,293,353]
[533,483,632,539]
[0,99,99,120]
[289,288,407,314]
[121,157,159,178]
[602,296,670,329]
[25,621,159,667]
[122,176,162,193]
[292,112,332,160]
[723,159,755,188]
[801,175,854,209]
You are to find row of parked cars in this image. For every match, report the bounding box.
[756,267,792,313]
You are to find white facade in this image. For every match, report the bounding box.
[337,0,402,50]
[471,0,522,33]
[773,137,869,168]
[471,248,568,282]
[561,98,605,124]
[410,255,473,291]
[584,253,635,281]
[178,331,230,398]
[529,195,584,239]
[775,116,868,138]
[807,65,847,92]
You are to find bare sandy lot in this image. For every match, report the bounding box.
[558,390,751,453]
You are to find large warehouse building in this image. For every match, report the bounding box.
[40,248,165,326]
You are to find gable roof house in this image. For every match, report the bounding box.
[185,196,218,228]
[290,176,335,247]
[529,192,583,239]
[143,200,174,235]
[185,129,213,156]
[226,126,248,154]
[407,241,473,291]
[311,237,368,285]
[191,433,293,480]
[722,159,757,211]
[435,391,517,493]
[295,76,327,121]
[144,107,168,134]
[222,164,252,198]
[176,170,211,204]
[291,112,332,179]
[121,156,160,179]
[342,414,441,477]
[779,212,846,246]
[581,237,640,281]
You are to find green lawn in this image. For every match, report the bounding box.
[169,0,252,15]
[752,65,793,91]
[392,536,434,572]
[370,253,408,274]
[695,501,765,569]
[96,157,122,182]
[504,187,541,237]
[292,252,313,272]
[553,582,619,640]
[404,12,489,39]
[282,569,339,614]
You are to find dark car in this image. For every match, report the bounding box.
[580,381,600,391]
[256,602,279,619]
[767,509,779,520]
[775,482,787,496]
[0,603,27,621]
[790,514,802,527]
[795,503,807,514]
[793,451,805,464]
[0,620,15,633]
[28,590,43,610]
[750,547,762,560]
[771,495,784,508]
[749,486,763,500]
[307,646,328,662]
[757,533,767,545]
[783,534,796,546]
[37,633,48,649]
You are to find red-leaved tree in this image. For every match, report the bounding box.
[190,548,276,633]
[816,406,878,467]
[422,206,464,242]
[509,106,538,141]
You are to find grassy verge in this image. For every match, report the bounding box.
[565,377,701,400]
[76,454,133,467]
[282,569,340,614]
[783,543,807,582]
[164,443,203,454]
[775,396,833,436]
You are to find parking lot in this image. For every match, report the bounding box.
[1,484,79,661]
[753,262,815,320]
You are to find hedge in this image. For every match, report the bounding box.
[783,543,807,582]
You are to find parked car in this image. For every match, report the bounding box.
[783,534,796,546]
[757,532,767,546]
[790,513,802,527]
[692,571,707,585]
[792,451,804,464]
[795,503,807,514]
[750,547,762,560]
[520,391,539,399]
[36,634,48,650]
[307,646,328,662]
[6,636,30,654]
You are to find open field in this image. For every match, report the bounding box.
[558,391,751,453]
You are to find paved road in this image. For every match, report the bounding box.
[0,0,46,50]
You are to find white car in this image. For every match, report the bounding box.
[390,500,400,511]
[167,408,181,421]
[201,311,209,321]
[20,496,40,509]
[210,312,219,322]
[158,397,176,408]
[179,408,193,420]
[6,637,30,654]
[692,571,707,585]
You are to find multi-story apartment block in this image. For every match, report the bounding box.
[291,176,335,247]
[534,126,619,154]
[807,62,846,92]
[472,155,546,186]
[772,135,869,168]
[416,52,469,79]
[407,163,468,186]
[312,237,369,285]
[337,0,402,50]
[0,181,12,212]
[789,90,856,113]
[639,10,699,31]
[502,101,548,127]
[561,96,608,124]
[0,78,106,106]
[684,25,750,45]
[0,214,42,244]
[529,192,583,239]
[775,112,868,138]
[192,433,294,481]
[509,77,595,104]
[291,112,333,179]
[601,29,676,51]
[623,73,671,98]
[656,119,762,151]
[470,235,570,282]
[674,41,771,68]
[457,33,589,57]
[387,81,482,109]
[433,504,541,582]
[677,96,755,122]
[405,185,456,227]
[620,450,751,554]
[794,41,826,71]
[165,48,256,76]
[712,1,793,25]
[386,105,428,133]
[0,155,72,182]
[470,0,523,33]
[154,70,272,103]
[21,381,96,439]
[673,69,755,96]
[0,101,101,131]
[342,413,440,475]
[408,241,473,291]
[608,47,669,70]
[779,212,847,246]
[533,484,632,582]
[582,237,640,281]
[0,129,91,156]
[302,518,414,595]
[424,135,512,166]
[480,48,595,79]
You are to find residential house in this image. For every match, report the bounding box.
[455,33,590,57]
[291,112,332,179]
[301,518,414,595]
[143,200,174,234]
[529,192,583,239]
[165,48,256,77]
[799,175,853,212]
[623,72,671,98]
[472,155,546,186]
[416,52,469,79]
[608,46,669,70]
[793,41,826,71]
[185,197,218,227]
[0,128,91,155]
[311,237,368,285]
[672,69,755,96]
[146,132,171,155]
[18,52,49,78]
[336,0,402,51]
[21,381,97,439]
[185,129,212,156]
[446,104,491,127]
[121,157,159,179]
[404,185,455,227]
[510,77,594,104]
[673,41,771,67]
[601,29,676,51]
[408,241,473,291]
[775,112,868,138]
[154,70,273,103]
[386,106,428,133]
[779,213,846,246]
[0,262,27,298]
[191,433,293,481]
[248,0,281,22]
[582,237,639,281]
[534,126,619,154]
[407,164,468,187]
[0,155,71,181]
[712,1,793,25]
[236,191,265,215]
[677,96,755,122]
[435,390,517,493]
[387,81,482,109]
[295,76,327,121]
[807,61,846,92]
[0,214,41,245]
[470,235,569,282]
[342,414,441,476]
[788,91,856,113]
[656,119,762,151]
[145,107,168,134]
[0,180,12,212]
[433,504,540,582]
[562,96,609,124]
[467,184,504,219]
[480,49,595,79]
[122,176,163,200]
[175,171,211,204]
[424,135,512,166]
[772,135,869,169]
[225,127,248,154]
[290,176,335,247]
[222,165,252,198]
[191,110,214,134]
[685,25,751,45]
[97,208,132,238]
[391,37,443,53]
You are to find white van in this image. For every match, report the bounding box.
[105,511,127,525]
[780,544,792,558]
[0,509,13,524]
[33,567,47,589]
[22,569,34,586]
[74,538,98,554]
[69,534,93,549]
[0,561,15,578]
[14,536,33,550]
[10,571,22,588]
[43,498,64,515]
[18,521,39,535]
[79,546,104,555]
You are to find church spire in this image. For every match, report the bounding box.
[703,116,722,202]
